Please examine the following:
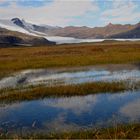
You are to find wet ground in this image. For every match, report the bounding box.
[0,64,140,136]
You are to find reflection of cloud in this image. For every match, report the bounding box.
[1,67,140,90]
[107,91,137,101]
[120,99,140,121]
[0,102,23,121]
[42,95,98,115]
[43,112,81,132]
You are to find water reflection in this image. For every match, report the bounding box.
[0,90,140,134]
[120,98,140,121]
[0,67,140,89]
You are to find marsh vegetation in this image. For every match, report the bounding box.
[0,41,140,139]
[0,41,140,78]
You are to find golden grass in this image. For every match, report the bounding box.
[38,123,140,139]
[0,82,129,102]
[0,41,140,78]
[1,123,140,139]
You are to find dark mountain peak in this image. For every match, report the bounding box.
[11,17,19,20]
[106,23,114,27]
[11,18,25,28]
[0,27,55,46]
[136,22,140,26]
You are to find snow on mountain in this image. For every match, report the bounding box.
[0,18,58,37]
[10,18,58,35]
[0,19,37,36]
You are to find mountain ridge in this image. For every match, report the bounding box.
[0,26,55,46]
[0,18,140,45]
[47,23,138,39]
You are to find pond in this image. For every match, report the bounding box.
[0,90,140,135]
[0,64,140,89]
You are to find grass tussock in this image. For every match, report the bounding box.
[0,82,127,102]
[1,123,140,139]
[0,41,140,78]
[34,124,140,139]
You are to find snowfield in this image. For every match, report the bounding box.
[0,19,38,36]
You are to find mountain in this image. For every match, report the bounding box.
[108,23,140,39]
[0,27,55,46]
[0,18,32,35]
[46,23,137,39]
[0,18,140,44]
[0,18,58,36]
[11,18,59,35]
[0,18,56,46]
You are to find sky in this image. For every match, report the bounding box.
[0,0,140,27]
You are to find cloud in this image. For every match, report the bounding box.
[0,0,10,7]
[0,0,99,26]
[102,0,140,24]
[0,0,140,26]
[0,0,7,3]
[43,112,82,132]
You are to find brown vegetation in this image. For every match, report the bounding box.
[0,41,140,78]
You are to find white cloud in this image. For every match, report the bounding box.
[0,0,99,26]
[102,0,140,24]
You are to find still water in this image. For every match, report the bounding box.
[0,90,140,134]
[0,65,140,89]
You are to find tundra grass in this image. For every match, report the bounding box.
[0,82,133,102]
[0,41,140,78]
[27,124,140,139]
[1,123,140,139]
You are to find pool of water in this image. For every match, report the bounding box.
[0,90,140,135]
[0,65,140,89]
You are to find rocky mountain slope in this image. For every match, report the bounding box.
[109,23,140,39]
[0,27,55,46]
[47,23,137,39]
[0,18,140,43]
